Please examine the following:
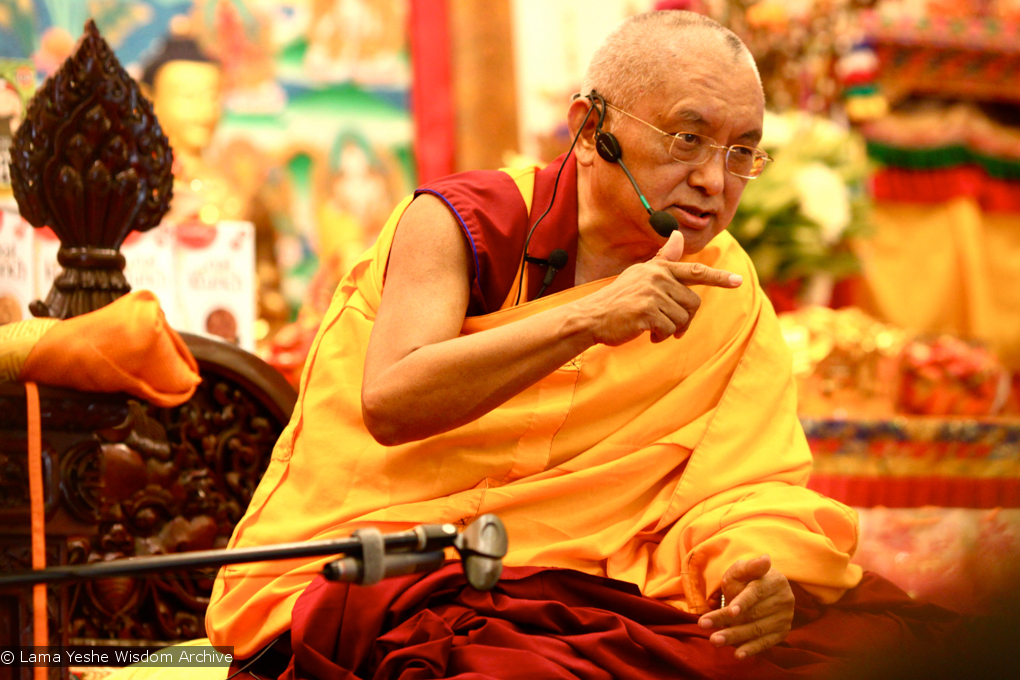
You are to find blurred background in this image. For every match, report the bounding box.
[2,0,1020,631]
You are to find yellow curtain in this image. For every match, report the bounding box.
[854,198,1020,370]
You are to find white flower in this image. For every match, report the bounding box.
[793,163,850,244]
[761,110,795,149]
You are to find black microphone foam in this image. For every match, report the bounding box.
[538,249,569,296]
[548,249,568,270]
[649,211,679,238]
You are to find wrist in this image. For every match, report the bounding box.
[575,297,603,348]
[559,298,600,351]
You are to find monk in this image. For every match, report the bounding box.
[206,10,955,679]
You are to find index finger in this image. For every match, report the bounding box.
[664,261,743,288]
[698,578,772,631]
[726,577,780,621]
[698,603,741,631]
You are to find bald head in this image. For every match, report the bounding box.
[581,10,761,112]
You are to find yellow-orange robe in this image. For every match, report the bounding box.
[206,165,862,658]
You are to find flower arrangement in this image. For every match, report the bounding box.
[898,335,1010,417]
[729,110,872,305]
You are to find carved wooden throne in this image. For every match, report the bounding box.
[0,20,296,671]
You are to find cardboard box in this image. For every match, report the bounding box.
[33,225,60,305]
[0,209,33,323]
[175,220,256,351]
[121,224,180,328]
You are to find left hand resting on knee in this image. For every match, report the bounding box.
[697,554,795,660]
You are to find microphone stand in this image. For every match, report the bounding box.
[0,514,508,592]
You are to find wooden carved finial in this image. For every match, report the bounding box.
[10,19,174,319]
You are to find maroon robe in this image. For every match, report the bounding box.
[265,565,960,680]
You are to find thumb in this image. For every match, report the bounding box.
[654,230,684,262]
[725,554,772,589]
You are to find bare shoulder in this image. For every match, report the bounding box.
[386,193,474,286]
[365,194,474,376]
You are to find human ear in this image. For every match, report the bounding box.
[567,98,599,166]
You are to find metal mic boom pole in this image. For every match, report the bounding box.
[0,516,507,590]
[0,532,424,587]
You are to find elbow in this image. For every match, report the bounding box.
[361,386,413,447]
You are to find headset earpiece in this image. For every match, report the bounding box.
[594,129,622,163]
[587,91,622,163]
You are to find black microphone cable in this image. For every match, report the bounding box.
[514,98,597,306]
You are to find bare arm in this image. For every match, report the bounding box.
[361,194,595,445]
[361,194,742,446]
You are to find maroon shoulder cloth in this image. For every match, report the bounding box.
[413,154,579,315]
[257,565,963,680]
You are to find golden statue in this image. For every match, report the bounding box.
[141,31,241,225]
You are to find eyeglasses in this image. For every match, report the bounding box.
[604,102,772,179]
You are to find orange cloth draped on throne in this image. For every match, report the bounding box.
[206,165,862,659]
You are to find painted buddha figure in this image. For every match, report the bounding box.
[141,32,243,225]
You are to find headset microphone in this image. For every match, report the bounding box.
[591,94,679,239]
[515,91,678,307]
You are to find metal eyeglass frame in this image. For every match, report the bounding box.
[603,101,773,179]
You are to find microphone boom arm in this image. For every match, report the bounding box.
[0,515,508,592]
[616,161,653,215]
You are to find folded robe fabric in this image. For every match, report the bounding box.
[0,290,200,407]
[207,164,863,659]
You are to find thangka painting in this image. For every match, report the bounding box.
[0,0,415,330]
[0,58,35,196]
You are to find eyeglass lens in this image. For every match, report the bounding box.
[666,133,766,178]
